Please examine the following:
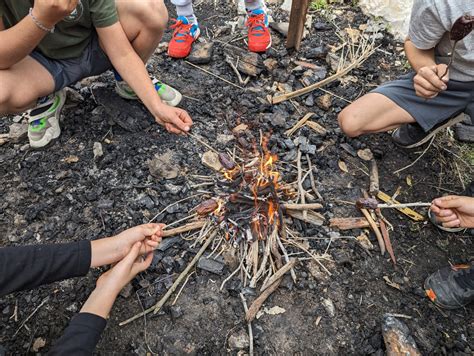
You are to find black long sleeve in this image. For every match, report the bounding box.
[0,240,91,297]
[0,241,107,354]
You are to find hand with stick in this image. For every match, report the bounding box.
[413,64,449,99]
[430,196,474,229]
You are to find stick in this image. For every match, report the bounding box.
[296,149,307,220]
[148,193,203,223]
[185,61,244,90]
[162,220,207,237]
[271,46,376,104]
[285,112,314,136]
[119,230,217,326]
[360,208,385,255]
[225,56,249,85]
[187,132,219,154]
[260,259,297,292]
[369,159,379,196]
[13,297,49,337]
[239,293,254,356]
[306,153,324,200]
[246,278,281,322]
[282,203,323,210]
[377,191,426,222]
[378,203,432,209]
[329,217,374,230]
[393,135,435,175]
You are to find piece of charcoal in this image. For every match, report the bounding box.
[218,153,236,170]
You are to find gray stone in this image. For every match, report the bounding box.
[158,236,180,251]
[269,22,289,36]
[228,329,250,350]
[283,138,295,149]
[164,183,182,195]
[294,136,308,147]
[162,256,175,273]
[170,305,184,320]
[271,112,287,128]
[137,195,155,209]
[300,143,316,155]
[148,150,180,180]
[97,199,114,209]
[93,142,103,159]
[216,134,234,145]
[197,256,225,275]
[306,45,329,59]
[188,42,214,64]
[8,123,28,143]
[322,298,336,318]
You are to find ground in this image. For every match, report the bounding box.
[0,0,473,355]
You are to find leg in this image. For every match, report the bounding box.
[171,0,197,23]
[115,0,169,63]
[337,93,416,138]
[0,57,55,114]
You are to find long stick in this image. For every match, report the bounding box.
[162,220,206,237]
[239,293,254,356]
[283,203,323,211]
[246,278,281,322]
[260,259,297,292]
[360,208,385,255]
[119,230,217,326]
[378,203,431,209]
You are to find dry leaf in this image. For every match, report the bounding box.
[357,148,373,161]
[383,276,401,290]
[232,123,248,133]
[338,160,349,173]
[63,155,79,164]
[356,233,374,251]
[406,175,413,187]
[264,306,286,315]
[32,337,46,352]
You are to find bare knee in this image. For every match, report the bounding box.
[0,85,35,114]
[338,106,364,138]
[139,0,169,32]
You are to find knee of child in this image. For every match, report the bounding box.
[142,0,168,31]
[0,87,12,114]
[337,107,361,138]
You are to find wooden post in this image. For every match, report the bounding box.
[286,0,310,50]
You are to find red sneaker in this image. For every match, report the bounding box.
[246,9,272,53]
[168,16,200,59]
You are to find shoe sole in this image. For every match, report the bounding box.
[392,113,465,149]
[28,90,66,149]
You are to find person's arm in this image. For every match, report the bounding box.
[96,23,193,135]
[49,242,153,354]
[431,196,474,228]
[0,0,78,69]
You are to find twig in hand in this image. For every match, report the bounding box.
[119,230,218,326]
[162,220,207,237]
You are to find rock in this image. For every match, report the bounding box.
[162,256,175,273]
[120,283,133,298]
[305,94,314,106]
[322,298,336,317]
[232,123,248,133]
[32,338,46,352]
[0,344,6,356]
[158,236,180,251]
[93,142,103,159]
[202,150,223,171]
[2,306,10,316]
[300,143,316,155]
[314,21,332,31]
[382,314,421,356]
[306,45,329,59]
[270,22,289,36]
[97,199,114,209]
[216,134,234,145]
[164,183,181,195]
[188,42,214,64]
[170,305,184,320]
[270,112,286,128]
[197,256,225,275]
[316,94,332,111]
[149,150,180,180]
[137,195,155,209]
[8,123,28,143]
[326,52,340,72]
[263,58,278,72]
[228,329,250,350]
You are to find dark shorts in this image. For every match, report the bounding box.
[372,73,474,131]
[30,34,113,92]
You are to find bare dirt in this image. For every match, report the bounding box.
[0,1,473,355]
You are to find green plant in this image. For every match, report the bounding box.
[310,0,328,10]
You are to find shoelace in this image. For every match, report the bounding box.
[246,13,267,35]
[170,19,193,41]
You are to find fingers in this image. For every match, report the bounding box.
[123,241,142,264]
[442,219,461,228]
[418,66,447,91]
[132,252,154,275]
[432,195,463,209]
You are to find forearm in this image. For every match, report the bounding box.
[404,39,436,73]
[0,16,48,69]
[80,285,119,319]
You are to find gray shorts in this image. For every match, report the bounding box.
[30,34,113,92]
[372,73,474,131]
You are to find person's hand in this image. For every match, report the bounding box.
[90,223,165,268]
[32,0,79,28]
[154,104,193,135]
[96,242,153,296]
[80,242,153,318]
[413,64,449,99]
[430,196,474,229]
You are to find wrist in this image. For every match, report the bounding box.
[30,8,57,32]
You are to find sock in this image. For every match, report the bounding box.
[245,0,265,12]
[175,2,197,24]
[113,69,123,82]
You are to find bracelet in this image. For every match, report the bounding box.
[29,8,55,34]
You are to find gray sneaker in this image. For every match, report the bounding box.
[115,77,182,107]
[424,264,474,309]
[27,90,66,148]
[454,113,474,143]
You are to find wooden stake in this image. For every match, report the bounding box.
[286,0,310,50]
[246,278,281,322]
[260,259,297,292]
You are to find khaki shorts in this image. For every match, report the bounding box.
[29,33,113,91]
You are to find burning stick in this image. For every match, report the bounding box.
[356,198,431,210]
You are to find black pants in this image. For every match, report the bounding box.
[0,241,106,355]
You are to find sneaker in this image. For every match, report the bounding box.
[246,8,272,53]
[115,77,182,107]
[454,114,474,143]
[27,90,66,148]
[168,16,200,59]
[424,264,474,309]
[392,113,465,148]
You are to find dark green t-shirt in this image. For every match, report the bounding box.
[0,0,118,59]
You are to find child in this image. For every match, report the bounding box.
[0,0,193,148]
[167,0,271,58]
[0,224,164,353]
[337,0,474,147]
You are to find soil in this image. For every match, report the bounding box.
[0,1,473,355]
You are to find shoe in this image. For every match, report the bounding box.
[424,264,474,309]
[115,77,182,107]
[246,8,272,53]
[27,90,66,148]
[454,114,474,143]
[392,113,465,148]
[168,16,200,59]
